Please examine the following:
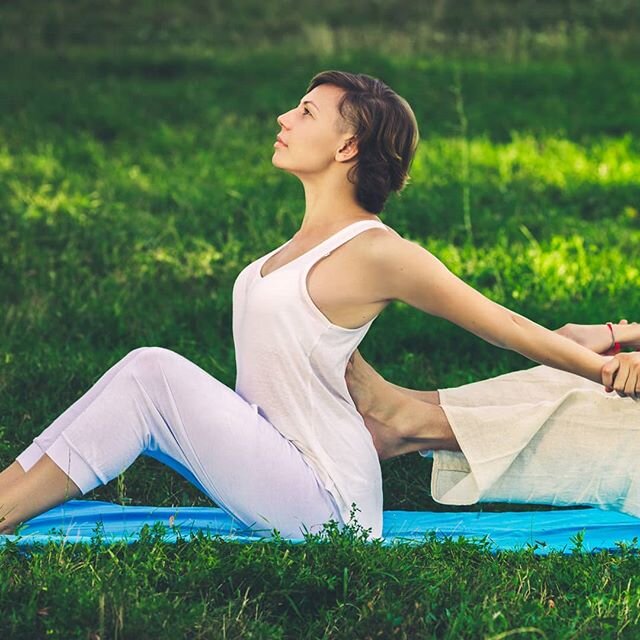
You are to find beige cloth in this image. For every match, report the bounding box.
[427,365,640,516]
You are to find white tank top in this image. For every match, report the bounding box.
[232,219,390,538]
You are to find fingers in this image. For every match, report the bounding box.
[623,369,636,398]
[626,359,640,399]
[601,357,620,391]
[617,366,631,398]
[604,353,640,399]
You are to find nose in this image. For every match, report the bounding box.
[276,106,296,129]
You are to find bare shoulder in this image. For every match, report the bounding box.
[342,225,448,308]
[352,222,404,249]
[353,223,419,264]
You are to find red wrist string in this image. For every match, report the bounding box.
[606,322,622,354]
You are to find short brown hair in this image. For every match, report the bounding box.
[306,70,420,215]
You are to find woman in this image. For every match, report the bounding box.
[1,71,638,540]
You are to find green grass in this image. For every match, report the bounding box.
[2,1,640,637]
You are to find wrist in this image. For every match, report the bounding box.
[606,322,622,354]
[613,323,640,350]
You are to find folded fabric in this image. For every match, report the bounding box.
[428,365,640,516]
[2,499,640,555]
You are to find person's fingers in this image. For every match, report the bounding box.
[620,319,628,325]
[616,354,640,398]
[601,357,620,390]
[631,360,640,400]
[623,368,636,398]
[614,362,631,397]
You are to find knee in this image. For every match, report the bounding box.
[115,346,152,370]
[126,346,181,377]
[125,346,151,360]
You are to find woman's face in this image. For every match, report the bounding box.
[273,84,356,176]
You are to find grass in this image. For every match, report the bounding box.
[2,1,640,637]
[4,524,640,638]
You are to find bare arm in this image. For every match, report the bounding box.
[357,231,640,395]
[373,322,639,404]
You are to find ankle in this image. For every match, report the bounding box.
[398,402,460,452]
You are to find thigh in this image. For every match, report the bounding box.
[134,348,343,538]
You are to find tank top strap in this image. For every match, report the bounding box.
[301,219,390,268]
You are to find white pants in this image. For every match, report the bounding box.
[15,347,343,538]
[432,364,640,514]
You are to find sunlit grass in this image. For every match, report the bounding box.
[2,15,640,636]
[412,133,640,188]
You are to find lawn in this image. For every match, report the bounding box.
[1,1,640,637]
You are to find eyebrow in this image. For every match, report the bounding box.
[301,100,320,112]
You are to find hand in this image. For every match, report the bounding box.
[601,352,640,398]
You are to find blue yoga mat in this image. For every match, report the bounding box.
[1,500,639,555]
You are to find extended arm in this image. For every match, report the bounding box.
[358,231,640,396]
[365,321,640,404]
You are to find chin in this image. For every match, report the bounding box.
[271,154,290,170]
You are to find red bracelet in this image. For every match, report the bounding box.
[606,322,622,354]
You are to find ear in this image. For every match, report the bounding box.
[336,136,358,162]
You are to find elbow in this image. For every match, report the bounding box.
[510,312,532,329]
[495,312,530,350]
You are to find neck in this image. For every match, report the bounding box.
[296,172,377,236]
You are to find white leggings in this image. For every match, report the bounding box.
[15,347,344,538]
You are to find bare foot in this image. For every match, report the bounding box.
[345,351,459,459]
[345,350,409,459]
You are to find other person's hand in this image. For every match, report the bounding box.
[601,351,640,398]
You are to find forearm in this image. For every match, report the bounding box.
[559,322,640,353]
[504,313,608,385]
[379,324,611,403]
[615,323,640,348]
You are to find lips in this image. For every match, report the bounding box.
[276,134,288,147]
